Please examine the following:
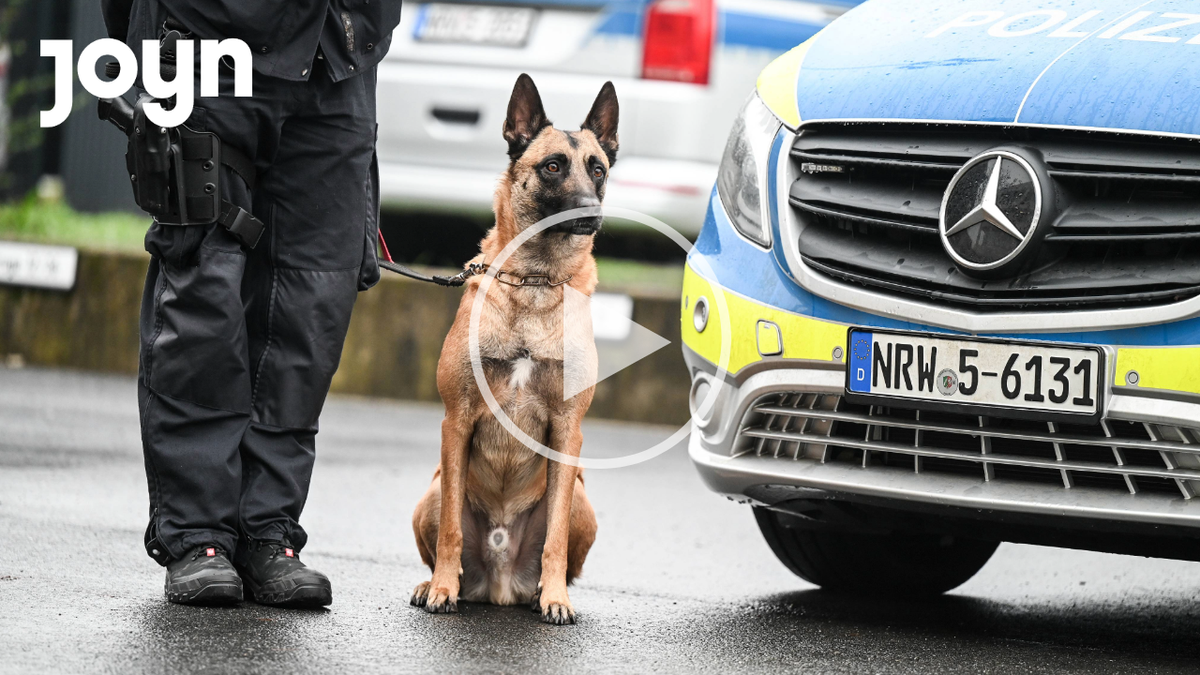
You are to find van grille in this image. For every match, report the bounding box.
[789,124,1200,311]
[737,393,1200,500]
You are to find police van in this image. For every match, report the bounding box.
[376,0,857,233]
[683,0,1200,595]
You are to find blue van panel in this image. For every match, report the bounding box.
[1016,0,1200,133]
[793,0,1200,137]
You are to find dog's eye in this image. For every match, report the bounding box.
[545,161,560,173]
[592,166,605,179]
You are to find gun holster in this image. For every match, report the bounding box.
[97,94,265,250]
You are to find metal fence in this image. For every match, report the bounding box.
[1,44,9,175]
[60,0,138,213]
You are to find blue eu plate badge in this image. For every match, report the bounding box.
[848,331,872,393]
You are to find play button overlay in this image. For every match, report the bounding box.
[562,288,671,401]
[468,205,731,469]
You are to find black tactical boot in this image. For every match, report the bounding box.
[164,545,243,605]
[237,539,332,609]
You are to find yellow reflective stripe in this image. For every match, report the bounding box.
[684,263,1200,398]
[681,264,846,373]
[755,39,812,130]
[1114,347,1200,396]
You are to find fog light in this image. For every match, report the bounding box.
[689,372,726,427]
[693,296,709,333]
[692,379,711,414]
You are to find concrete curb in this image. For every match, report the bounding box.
[0,249,690,424]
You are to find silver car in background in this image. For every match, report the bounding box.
[376,0,855,234]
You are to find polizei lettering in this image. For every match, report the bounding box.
[927,9,1200,43]
[39,39,253,129]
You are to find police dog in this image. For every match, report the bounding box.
[409,74,618,625]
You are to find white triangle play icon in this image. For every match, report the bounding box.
[562,286,672,401]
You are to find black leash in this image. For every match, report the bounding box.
[378,259,485,287]
[376,231,485,287]
[375,232,572,288]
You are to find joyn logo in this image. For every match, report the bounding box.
[39,38,253,129]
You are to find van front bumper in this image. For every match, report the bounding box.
[681,261,1200,540]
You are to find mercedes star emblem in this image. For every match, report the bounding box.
[939,149,1043,274]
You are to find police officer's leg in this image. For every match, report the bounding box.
[137,220,253,604]
[232,65,378,607]
[129,0,287,602]
[137,193,254,603]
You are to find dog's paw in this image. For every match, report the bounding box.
[410,581,431,608]
[541,601,576,625]
[422,585,459,614]
[536,583,575,624]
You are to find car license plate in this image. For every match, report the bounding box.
[846,329,1104,418]
[414,4,538,47]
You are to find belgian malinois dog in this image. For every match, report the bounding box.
[410,74,619,625]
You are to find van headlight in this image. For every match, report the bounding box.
[716,93,782,248]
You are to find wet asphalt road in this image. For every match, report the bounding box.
[3,367,1200,674]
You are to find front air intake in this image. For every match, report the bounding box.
[789,123,1200,311]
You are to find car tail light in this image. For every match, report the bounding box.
[641,0,715,85]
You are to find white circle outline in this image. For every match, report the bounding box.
[467,206,732,470]
[938,150,1043,272]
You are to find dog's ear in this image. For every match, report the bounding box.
[582,81,619,166]
[503,74,552,162]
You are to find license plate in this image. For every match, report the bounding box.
[846,329,1104,418]
[414,4,538,47]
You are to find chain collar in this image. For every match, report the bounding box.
[454,263,573,288]
[493,270,574,287]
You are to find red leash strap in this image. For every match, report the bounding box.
[377,229,395,264]
[374,229,480,288]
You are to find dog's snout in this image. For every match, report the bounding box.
[571,196,601,211]
[543,194,603,236]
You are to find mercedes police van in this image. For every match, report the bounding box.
[682,0,1200,596]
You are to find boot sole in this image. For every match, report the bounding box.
[245,579,332,609]
[166,580,243,606]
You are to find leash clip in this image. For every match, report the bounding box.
[436,262,487,287]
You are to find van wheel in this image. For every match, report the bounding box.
[753,506,999,597]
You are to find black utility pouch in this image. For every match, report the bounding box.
[98,96,264,256]
[126,99,224,227]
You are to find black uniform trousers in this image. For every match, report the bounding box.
[130,3,381,565]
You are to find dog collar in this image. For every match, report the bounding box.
[491,269,574,287]
[374,255,572,289]
[454,262,572,288]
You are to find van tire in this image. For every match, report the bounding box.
[753,506,999,597]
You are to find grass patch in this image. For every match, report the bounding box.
[594,256,684,298]
[0,196,149,253]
